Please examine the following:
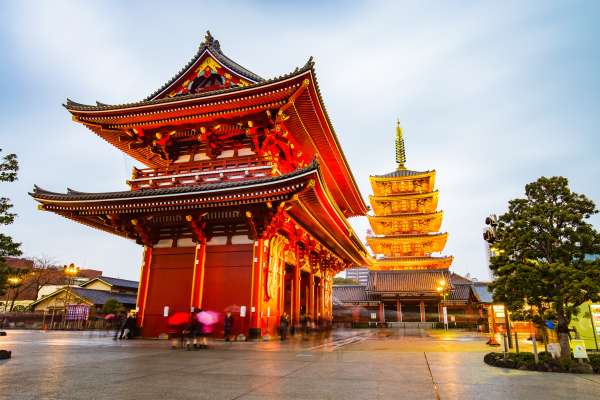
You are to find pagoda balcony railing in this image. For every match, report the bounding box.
[128,157,274,191]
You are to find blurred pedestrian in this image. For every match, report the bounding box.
[279,312,289,341]
[187,315,198,350]
[300,314,308,340]
[113,312,126,340]
[121,313,135,339]
[224,312,233,342]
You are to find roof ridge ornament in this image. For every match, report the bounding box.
[203,30,221,52]
[395,120,407,171]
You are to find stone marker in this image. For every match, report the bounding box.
[0,350,11,359]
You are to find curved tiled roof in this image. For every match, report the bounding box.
[375,256,453,262]
[371,170,434,178]
[31,287,137,308]
[30,157,319,202]
[82,276,139,289]
[367,232,448,240]
[366,269,453,293]
[332,285,379,303]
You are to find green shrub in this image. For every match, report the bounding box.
[435,322,445,329]
[586,353,600,368]
[538,351,554,363]
[101,299,123,316]
[559,358,576,367]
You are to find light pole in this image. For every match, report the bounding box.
[437,279,448,330]
[62,264,79,329]
[1,276,22,329]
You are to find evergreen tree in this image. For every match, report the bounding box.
[489,176,600,359]
[0,149,22,298]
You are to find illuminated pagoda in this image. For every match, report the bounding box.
[366,122,453,271]
[362,123,455,324]
[30,31,373,339]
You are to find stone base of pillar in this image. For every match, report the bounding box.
[262,333,271,341]
[237,334,246,341]
[247,327,262,341]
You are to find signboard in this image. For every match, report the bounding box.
[240,306,246,317]
[443,307,448,325]
[591,305,600,335]
[495,312,505,318]
[267,307,270,317]
[547,343,561,358]
[163,306,169,317]
[571,339,587,358]
[371,313,377,319]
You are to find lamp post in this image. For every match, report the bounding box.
[1,276,22,329]
[61,264,79,329]
[437,279,448,330]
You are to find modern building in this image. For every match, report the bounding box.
[30,32,374,339]
[346,267,369,285]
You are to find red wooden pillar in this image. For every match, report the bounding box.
[292,262,300,329]
[249,238,267,340]
[190,243,207,311]
[308,271,315,319]
[396,295,401,323]
[319,277,324,320]
[136,246,152,328]
[420,296,425,323]
[379,297,384,322]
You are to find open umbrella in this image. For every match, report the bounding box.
[223,305,241,313]
[169,312,189,326]
[104,314,115,320]
[197,311,215,325]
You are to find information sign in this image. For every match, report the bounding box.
[163,306,169,317]
[371,313,376,319]
[443,307,448,325]
[571,339,587,358]
[240,306,246,317]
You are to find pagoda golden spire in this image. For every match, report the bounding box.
[395,120,407,171]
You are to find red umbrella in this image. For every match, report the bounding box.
[223,305,241,313]
[104,314,115,320]
[169,312,189,326]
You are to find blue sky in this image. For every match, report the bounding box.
[1,0,599,280]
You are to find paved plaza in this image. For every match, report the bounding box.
[1,329,599,399]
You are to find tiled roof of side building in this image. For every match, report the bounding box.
[447,284,472,303]
[366,269,453,293]
[332,285,380,303]
[371,170,434,178]
[472,283,494,304]
[450,272,473,284]
[70,288,138,306]
[30,157,319,202]
[88,276,139,289]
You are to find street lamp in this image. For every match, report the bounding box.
[62,264,80,328]
[1,276,22,328]
[437,279,448,330]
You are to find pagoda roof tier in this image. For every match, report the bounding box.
[366,232,449,255]
[30,158,372,268]
[369,170,436,197]
[367,211,444,235]
[368,191,440,216]
[63,38,367,217]
[368,256,454,271]
[366,269,454,295]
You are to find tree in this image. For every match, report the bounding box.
[0,265,29,310]
[489,176,600,359]
[3,255,62,311]
[0,149,22,261]
[333,277,359,285]
[0,149,22,301]
[101,299,123,316]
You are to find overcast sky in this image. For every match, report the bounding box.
[1,0,599,281]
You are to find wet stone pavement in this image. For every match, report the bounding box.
[1,329,599,399]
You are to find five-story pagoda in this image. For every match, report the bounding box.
[363,123,454,324]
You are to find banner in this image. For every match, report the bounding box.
[66,305,90,321]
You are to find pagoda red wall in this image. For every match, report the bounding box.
[142,247,195,338]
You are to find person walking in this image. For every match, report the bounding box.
[186,316,198,350]
[279,312,289,341]
[113,313,127,340]
[224,312,234,342]
[121,313,135,339]
[300,314,308,341]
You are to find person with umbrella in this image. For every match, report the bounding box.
[186,313,199,350]
[224,311,234,342]
[197,310,215,349]
[168,312,190,349]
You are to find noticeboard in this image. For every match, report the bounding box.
[571,339,587,358]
